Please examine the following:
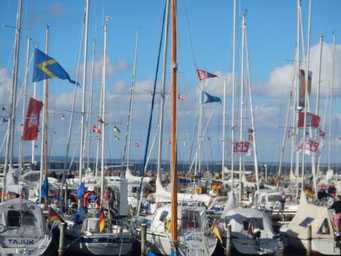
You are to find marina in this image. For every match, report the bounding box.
[1,0,341,255]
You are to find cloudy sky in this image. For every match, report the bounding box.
[0,0,341,167]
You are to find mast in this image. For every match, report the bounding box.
[100,24,107,204]
[43,25,49,209]
[19,37,31,171]
[328,33,336,172]
[196,80,204,175]
[238,13,246,203]
[157,0,170,179]
[231,0,236,191]
[122,31,139,175]
[222,79,226,180]
[170,0,178,254]
[87,40,96,169]
[2,0,22,202]
[78,0,89,200]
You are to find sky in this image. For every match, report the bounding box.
[0,0,341,168]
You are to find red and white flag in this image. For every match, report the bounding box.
[319,130,326,137]
[296,136,324,157]
[297,112,320,128]
[97,116,104,124]
[178,94,184,101]
[93,125,101,134]
[22,98,44,141]
[233,141,252,157]
[196,69,218,81]
[166,140,171,145]
[135,142,140,148]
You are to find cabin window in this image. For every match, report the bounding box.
[159,211,168,222]
[181,210,201,229]
[7,210,36,227]
[268,195,282,202]
[317,219,330,235]
[299,217,314,227]
[243,218,264,231]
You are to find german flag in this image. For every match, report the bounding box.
[49,207,64,223]
[304,188,315,197]
[99,209,105,232]
[211,221,222,243]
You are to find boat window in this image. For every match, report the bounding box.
[159,211,168,222]
[243,218,264,230]
[299,217,314,227]
[317,218,330,235]
[268,195,282,202]
[7,210,36,227]
[181,210,201,229]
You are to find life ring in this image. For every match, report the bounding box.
[194,186,202,194]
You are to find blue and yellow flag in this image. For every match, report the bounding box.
[33,48,77,85]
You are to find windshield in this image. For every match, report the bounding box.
[181,209,201,230]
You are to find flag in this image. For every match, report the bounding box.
[3,118,8,122]
[248,134,253,141]
[288,130,295,137]
[93,125,101,134]
[1,106,6,111]
[248,128,254,133]
[33,48,78,85]
[97,116,104,124]
[298,112,320,128]
[114,136,120,140]
[210,222,222,243]
[78,183,87,200]
[296,136,324,157]
[298,69,312,110]
[196,69,218,81]
[49,207,64,223]
[232,122,237,128]
[319,130,326,137]
[105,16,112,20]
[22,98,44,141]
[135,142,140,148]
[184,141,187,146]
[178,94,184,101]
[99,209,105,232]
[74,209,85,225]
[61,115,66,120]
[41,175,49,199]
[304,188,315,197]
[201,91,221,104]
[114,126,121,133]
[166,140,171,145]
[233,141,252,157]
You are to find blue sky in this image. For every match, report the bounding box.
[1,0,341,167]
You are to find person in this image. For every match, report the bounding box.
[318,188,328,201]
[278,192,286,217]
[328,183,337,198]
[330,195,341,235]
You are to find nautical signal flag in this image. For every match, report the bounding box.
[99,209,105,232]
[196,69,218,81]
[114,136,120,140]
[33,48,78,85]
[166,140,171,145]
[93,125,101,134]
[210,222,222,243]
[105,16,112,20]
[297,112,320,128]
[49,207,64,223]
[97,116,104,124]
[114,126,121,133]
[201,91,221,104]
[178,94,184,101]
[22,98,44,141]
[135,142,140,148]
[319,130,326,138]
[248,128,254,133]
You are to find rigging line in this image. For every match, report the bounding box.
[181,0,197,70]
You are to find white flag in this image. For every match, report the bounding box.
[233,141,253,157]
[296,135,323,157]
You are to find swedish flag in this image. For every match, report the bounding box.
[33,48,77,85]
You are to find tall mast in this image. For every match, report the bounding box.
[157,0,170,179]
[19,37,31,171]
[328,33,336,172]
[100,24,107,204]
[123,31,139,175]
[196,80,204,175]
[221,79,226,180]
[170,0,178,254]
[43,25,49,209]
[79,0,90,197]
[87,40,96,169]
[2,0,22,202]
[31,80,37,164]
[238,13,246,203]
[231,0,236,190]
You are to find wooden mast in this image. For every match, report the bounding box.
[170,0,178,254]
